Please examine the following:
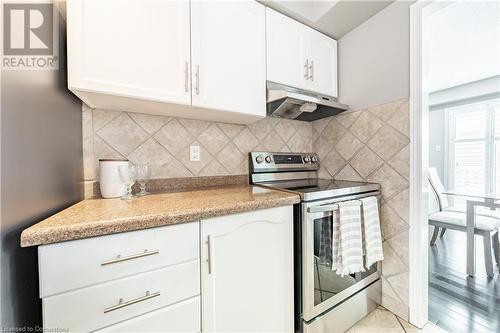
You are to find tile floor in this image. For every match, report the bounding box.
[347,306,447,333]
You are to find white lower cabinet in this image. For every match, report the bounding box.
[39,222,201,333]
[95,297,201,333]
[43,262,199,332]
[38,222,199,298]
[200,206,294,332]
[38,206,294,332]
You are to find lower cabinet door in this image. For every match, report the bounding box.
[96,297,200,332]
[201,206,294,332]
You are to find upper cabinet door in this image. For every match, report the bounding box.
[307,29,338,97]
[266,8,308,90]
[266,8,338,97]
[67,1,191,105]
[191,1,266,118]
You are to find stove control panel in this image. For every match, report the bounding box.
[250,151,320,172]
[274,154,302,164]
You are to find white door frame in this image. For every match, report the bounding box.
[409,0,452,328]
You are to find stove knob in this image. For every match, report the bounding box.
[303,155,311,163]
[255,154,264,164]
[265,155,273,163]
[311,155,318,163]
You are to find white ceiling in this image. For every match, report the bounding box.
[260,0,395,39]
[429,1,500,92]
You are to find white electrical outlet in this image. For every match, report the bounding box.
[435,145,441,152]
[190,144,200,161]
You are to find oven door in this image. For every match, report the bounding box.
[301,192,381,322]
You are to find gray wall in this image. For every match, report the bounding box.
[0,5,82,329]
[337,1,412,110]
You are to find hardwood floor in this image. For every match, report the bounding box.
[428,228,500,333]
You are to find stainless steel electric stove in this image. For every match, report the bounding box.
[250,151,382,333]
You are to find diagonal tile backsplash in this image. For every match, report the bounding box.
[82,104,313,182]
[313,98,411,320]
[82,98,410,320]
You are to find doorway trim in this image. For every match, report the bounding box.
[409,0,452,328]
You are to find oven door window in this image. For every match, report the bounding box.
[312,215,377,306]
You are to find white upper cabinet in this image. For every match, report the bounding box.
[266,8,338,97]
[191,1,266,119]
[67,0,266,125]
[67,1,191,106]
[266,9,308,90]
[306,28,338,97]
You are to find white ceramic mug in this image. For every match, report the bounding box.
[99,159,129,198]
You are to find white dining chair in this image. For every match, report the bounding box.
[429,168,500,219]
[428,167,500,276]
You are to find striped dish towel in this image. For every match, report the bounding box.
[318,215,333,265]
[331,208,342,271]
[333,200,365,276]
[361,196,384,268]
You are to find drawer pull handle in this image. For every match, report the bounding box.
[104,290,161,313]
[101,249,159,266]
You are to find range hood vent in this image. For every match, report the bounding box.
[266,81,348,122]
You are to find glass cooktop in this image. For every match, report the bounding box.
[257,178,380,201]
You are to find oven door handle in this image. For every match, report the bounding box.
[307,204,339,213]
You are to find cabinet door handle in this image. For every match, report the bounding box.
[184,61,189,93]
[303,59,309,80]
[207,235,213,274]
[101,249,159,266]
[195,65,200,95]
[104,290,161,313]
[309,60,314,81]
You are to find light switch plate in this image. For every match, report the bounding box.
[190,144,200,161]
[435,145,441,152]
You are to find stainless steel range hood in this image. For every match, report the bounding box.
[266,81,348,121]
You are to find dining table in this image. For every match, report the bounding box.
[442,190,500,277]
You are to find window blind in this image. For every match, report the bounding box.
[447,98,500,203]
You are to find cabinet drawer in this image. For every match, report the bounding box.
[96,296,200,332]
[39,222,199,297]
[43,261,199,333]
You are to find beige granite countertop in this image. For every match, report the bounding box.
[20,185,300,247]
